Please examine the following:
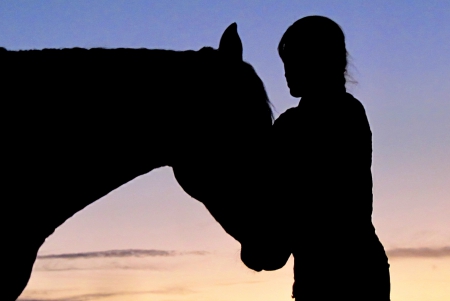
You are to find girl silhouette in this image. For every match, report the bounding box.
[273,16,390,300]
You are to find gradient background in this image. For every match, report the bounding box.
[1,1,449,301]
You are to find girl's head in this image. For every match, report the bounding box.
[278,16,348,97]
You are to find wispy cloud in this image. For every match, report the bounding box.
[33,262,161,272]
[37,249,208,260]
[387,246,450,258]
[18,287,195,301]
[34,249,209,272]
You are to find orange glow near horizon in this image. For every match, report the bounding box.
[20,254,450,301]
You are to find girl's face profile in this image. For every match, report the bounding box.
[282,44,322,98]
[279,17,347,98]
[283,57,304,98]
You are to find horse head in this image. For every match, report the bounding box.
[171,23,291,272]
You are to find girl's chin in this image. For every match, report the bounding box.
[289,87,302,98]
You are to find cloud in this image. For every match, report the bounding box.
[386,246,450,258]
[37,249,208,260]
[18,287,194,301]
[33,262,161,272]
[34,249,209,272]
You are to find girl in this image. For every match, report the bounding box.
[274,16,390,300]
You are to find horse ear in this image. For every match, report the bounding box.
[219,23,243,61]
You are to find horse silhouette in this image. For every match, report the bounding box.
[3,23,289,301]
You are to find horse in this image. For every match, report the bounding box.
[3,23,291,301]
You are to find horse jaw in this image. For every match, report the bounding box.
[172,163,248,242]
[173,164,291,272]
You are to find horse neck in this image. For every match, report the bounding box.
[4,47,202,222]
[138,49,200,166]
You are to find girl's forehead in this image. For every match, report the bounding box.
[283,41,324,56]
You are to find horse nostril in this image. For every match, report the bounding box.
[240,246,263,272]
[240,241,291,272]
[262,245,291,271]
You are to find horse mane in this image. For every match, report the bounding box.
[1,45,272,122]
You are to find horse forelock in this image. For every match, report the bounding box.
[195,46,273,124]
[240,62,274,122]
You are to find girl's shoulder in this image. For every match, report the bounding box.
[343,93,371,131]
[344,93,366,113]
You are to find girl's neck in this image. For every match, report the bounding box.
[301,84,346,98]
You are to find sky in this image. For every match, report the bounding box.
[1,1,449,301]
